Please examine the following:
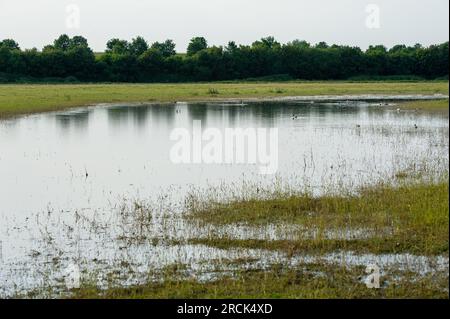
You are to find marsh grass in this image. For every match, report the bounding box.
[13,176,449,299]
[4,162,448,298]
[68,262,449,299]
[188,181,449,255]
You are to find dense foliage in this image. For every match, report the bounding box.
[0,35,448,83]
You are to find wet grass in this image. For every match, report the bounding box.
[0,81,448,118]
[68,263,449,299]
[188,236,448,256]
[188,181,449,255]
[12,177,449,299]
[66,177,448,299]
[398,99,449,112]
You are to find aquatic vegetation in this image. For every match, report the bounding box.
[68,262,449,299]
[8,172,447,299]
[187,181,449,255]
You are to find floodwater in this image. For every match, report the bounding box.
[0,97,448,296]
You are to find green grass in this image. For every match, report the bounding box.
[67,263,448,299]
[0,81,448,118]
[398,99,449,112]
[188,181,449,255]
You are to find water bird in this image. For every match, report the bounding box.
[414,124,418,129]
[356,124,361,128]
[292,114,298,120]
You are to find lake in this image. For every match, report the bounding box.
[0,98,448,296]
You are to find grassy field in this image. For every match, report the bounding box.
[0,81,448,118]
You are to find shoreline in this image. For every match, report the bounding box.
[1,93,448,121]
[0,81,448,119]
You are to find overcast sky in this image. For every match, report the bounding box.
[0,0,448,52]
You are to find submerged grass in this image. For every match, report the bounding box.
[188,181,449,255]
[0,81,448,118]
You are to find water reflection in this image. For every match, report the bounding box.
[0,100,447,218]
[55,110,90,133]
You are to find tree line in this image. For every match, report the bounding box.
[0,35,448,83]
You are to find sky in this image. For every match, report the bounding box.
[0,0,448,52]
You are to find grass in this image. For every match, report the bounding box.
[71,177,448,299]
[18,177,449,299]
[397,99,449,112]
[68,263,448,299]
[188,181,449,255]
[0,81,448,118]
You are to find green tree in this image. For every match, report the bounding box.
[0,36,448,82]
[252,36,280,50]
[70,36,89,49]
[151,40,176,57]
[290,40,310,49]
[53,34,72,51]
[129,36,148,56]
[315,41,329,49]
[106,39,130,55]
[224,41,238,53]
[139,48,165,78]
[365,45,388,75]
[0,39,20,50]
[187,37,208,56]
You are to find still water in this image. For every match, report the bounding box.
[1,100,448,215]
[0,99,448,296]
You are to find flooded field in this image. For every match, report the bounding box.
[0,97,448,298]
